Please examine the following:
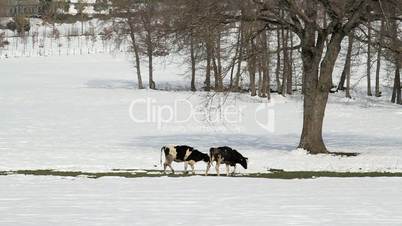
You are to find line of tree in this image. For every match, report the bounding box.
[2,0,400,154]
[105,0,402,154]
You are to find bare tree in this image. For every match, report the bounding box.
[111,0,144,89]
[106,0,402,153]
[112,0,170,90]
[234,0,385,153]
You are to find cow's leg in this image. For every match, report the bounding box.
[163,162,168,174]
[189,161,195,175]
[226,164,230,176]
[232,165,236,175]
[166,156,174,174]
[215,159,221,176]
[184,162,188,174]
[168,163,174,174]
[163,155,171,174]
[205,162,211,176]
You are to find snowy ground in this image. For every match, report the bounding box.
[1,54,402,173]
[1,175,402,226]
[1,47,402,225]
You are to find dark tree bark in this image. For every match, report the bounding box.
[204,40,212,91]
[258,28,269,98]
[287,31,293,95]
[281,27,289,96]
[275,28,282,93]
[337,32,354,93]
[141,3,156,90]
[258,65,263,97]
[297,0,363,154]
[147,32,155,90]
[337,70,347,91]
[216,31,223,91]
[366,13,373,96]
[229,27,241,90]
[390,13,401,104]
[190,32,196,92]
[299,32,344,153]
[391,64,401,104]
[233,21,243,92]
[128,20,144,89]
[212,45,219,90]
[265,29,271,100]
[248,39,257,96]
[229,52,236,90]
[345,33,354,98]
[375,20,384,97]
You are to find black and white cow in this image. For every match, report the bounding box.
[205,146,248,176]
[160,145,210,175]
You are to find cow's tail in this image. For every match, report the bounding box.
[160,146,165,166]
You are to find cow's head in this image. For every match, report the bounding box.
[202,152,210,162]
[235,149,248,169]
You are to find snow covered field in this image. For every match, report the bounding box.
[1,48,402,225]
[1,175,402,226]
[1,54,402,173]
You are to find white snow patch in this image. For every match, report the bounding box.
[0,175,401,226]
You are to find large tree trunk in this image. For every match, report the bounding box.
[298,27,343,154]
[299,61,327,153]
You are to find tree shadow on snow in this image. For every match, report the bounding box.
[125,133,300,152]
[125,133,402,153]
[84,79,195,91]
[323,133,402,149]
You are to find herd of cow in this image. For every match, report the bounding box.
[160,145,248,176]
